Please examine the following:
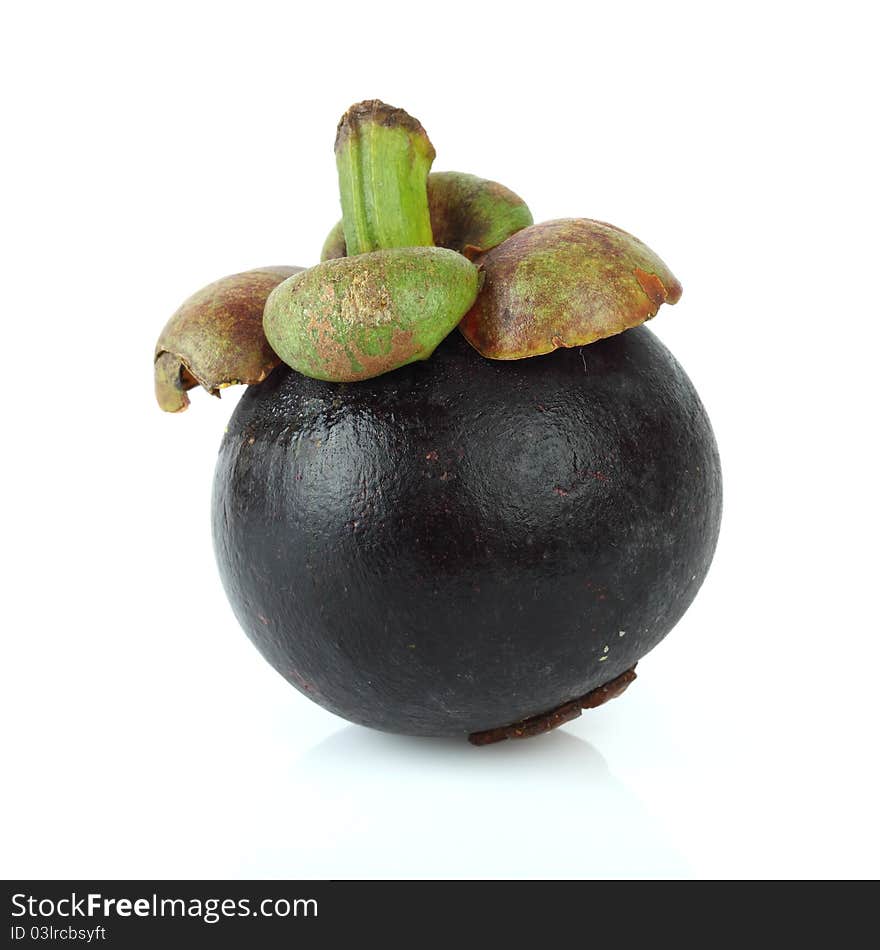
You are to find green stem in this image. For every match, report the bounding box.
[334,100,435,256]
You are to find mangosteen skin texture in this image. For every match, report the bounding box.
[212,327,721,737]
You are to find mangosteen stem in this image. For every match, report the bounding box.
[334,100,436,256]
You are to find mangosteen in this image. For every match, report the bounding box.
[154,99,721,744]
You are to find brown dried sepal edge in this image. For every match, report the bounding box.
[468,665,637,746]
[459,218,682,361]
[154,266,302,412]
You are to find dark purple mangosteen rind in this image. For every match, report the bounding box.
[212,326,721,738]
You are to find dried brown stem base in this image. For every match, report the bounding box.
[468,666,638,746]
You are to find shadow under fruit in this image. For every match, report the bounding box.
[155,100,722,743]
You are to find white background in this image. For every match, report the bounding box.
[2,1,878,879]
